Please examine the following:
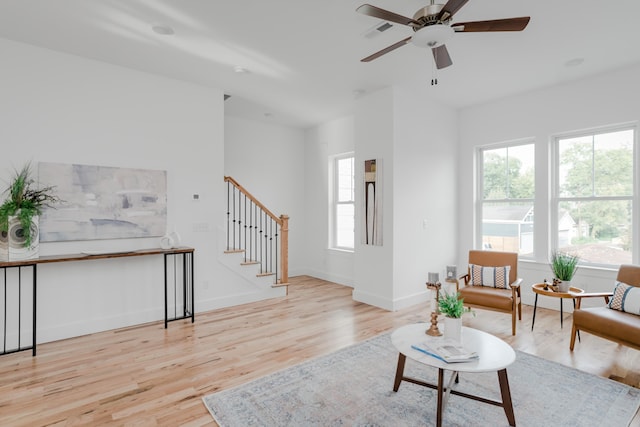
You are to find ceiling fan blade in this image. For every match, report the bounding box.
[437,0,469,22]
[356,4,417,26]
[361,36,412,62]
[432,44,453,69]
[452,17,530,32]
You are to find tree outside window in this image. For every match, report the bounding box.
[556,128,634,266]
[480,143,535,256]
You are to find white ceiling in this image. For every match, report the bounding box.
[1,0,640,128]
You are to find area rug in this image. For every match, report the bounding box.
[202,331,640,426]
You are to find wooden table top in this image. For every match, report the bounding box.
[0,246,195,268]
[531,282,584,298]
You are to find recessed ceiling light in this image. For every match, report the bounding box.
[233,66,249,74]
[564,57,584,68]
[151,24,175,35]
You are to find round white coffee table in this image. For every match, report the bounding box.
[391,323,516,427]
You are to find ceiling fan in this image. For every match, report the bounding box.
[357,0,530,69]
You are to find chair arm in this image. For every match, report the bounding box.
[571,291,613,298]
[459,273,470,288]
[571,291,612,308]
[509,278,522,289]
[509,278,522,297]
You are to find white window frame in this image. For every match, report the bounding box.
[329,153,355,251]
[551,124,637,267]
[476,140,535,258]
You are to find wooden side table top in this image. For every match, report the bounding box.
[531,283,584,298]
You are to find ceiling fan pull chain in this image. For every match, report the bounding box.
[431,55,438,85]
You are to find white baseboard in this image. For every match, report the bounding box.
[296,268,354,287]
[352,289,394,311]
[196,287,287,313]
[37,307,164,344]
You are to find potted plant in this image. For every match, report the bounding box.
[550,250,579,293]
[438,290,474,341]
[0,163,59,260]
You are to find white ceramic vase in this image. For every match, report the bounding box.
[557,279,571,293]
[443,316,462,342]
[1,215,39,261]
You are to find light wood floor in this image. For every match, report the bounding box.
[1,275,638,426]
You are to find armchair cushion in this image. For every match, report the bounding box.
[458,285,514,311]
[573,306,640,348]
[469,264,510,289]
[609,281,640,315]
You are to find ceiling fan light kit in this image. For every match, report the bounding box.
[411,24,454,48]
[357,0,530,71]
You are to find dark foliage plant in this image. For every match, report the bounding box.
[0,163,60,247]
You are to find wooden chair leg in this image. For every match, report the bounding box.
[569,323,578,350]
[517,301,522,320]
[511,310,516,336]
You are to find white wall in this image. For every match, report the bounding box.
[352,86,459,310]
[303,116,355,285]
[0,38,249,343]
[353,88,395,308]
[224,116,306,276]
[392,85,458,309]
[458,62,640,309]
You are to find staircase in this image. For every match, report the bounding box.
[224,176,289,290]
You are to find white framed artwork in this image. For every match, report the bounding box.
[38,162,167,241]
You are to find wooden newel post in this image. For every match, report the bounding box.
[280,214,289,285]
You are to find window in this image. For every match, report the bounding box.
[554,127,635,266]
[330,154,355,250]
[479,143,535,256]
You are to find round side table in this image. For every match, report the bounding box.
[531,283,584,330]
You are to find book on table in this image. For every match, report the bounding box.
[411,339,479,363]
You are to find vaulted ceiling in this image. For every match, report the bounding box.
[2,1,639,128]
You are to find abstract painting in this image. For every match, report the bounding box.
[38,162,167,241]
[363,158,382,246]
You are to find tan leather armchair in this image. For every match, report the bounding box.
[570,264,640,351]
[458,250,523,335]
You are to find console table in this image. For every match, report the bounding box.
[0,247,195,357]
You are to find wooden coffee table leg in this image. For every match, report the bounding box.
[498,369,516,426]
[393,353,406,392]
[436,368,444,427]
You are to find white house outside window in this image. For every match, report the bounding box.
[554,127,635,266]
[479,142,535,256]
[331,154,354,250]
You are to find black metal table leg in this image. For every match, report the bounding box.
[531,293,539,330]
[190,252,195,323]
[164,253,168,329]
[32,265,37,356]
[573,298,580,342]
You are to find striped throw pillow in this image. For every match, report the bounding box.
[609,281,640,315]
[469,264,511,289]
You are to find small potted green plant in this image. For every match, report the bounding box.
[550,251,579,292]
[438,290,474,341]
[0,163,60,259]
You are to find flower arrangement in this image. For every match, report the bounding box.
[0,163,60,247]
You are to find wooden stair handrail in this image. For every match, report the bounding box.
[225,176,282,225]
[224,176,289,285]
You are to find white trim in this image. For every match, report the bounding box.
[476,140,536,257]
[551,124,636,266]
[329,152,355,250]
